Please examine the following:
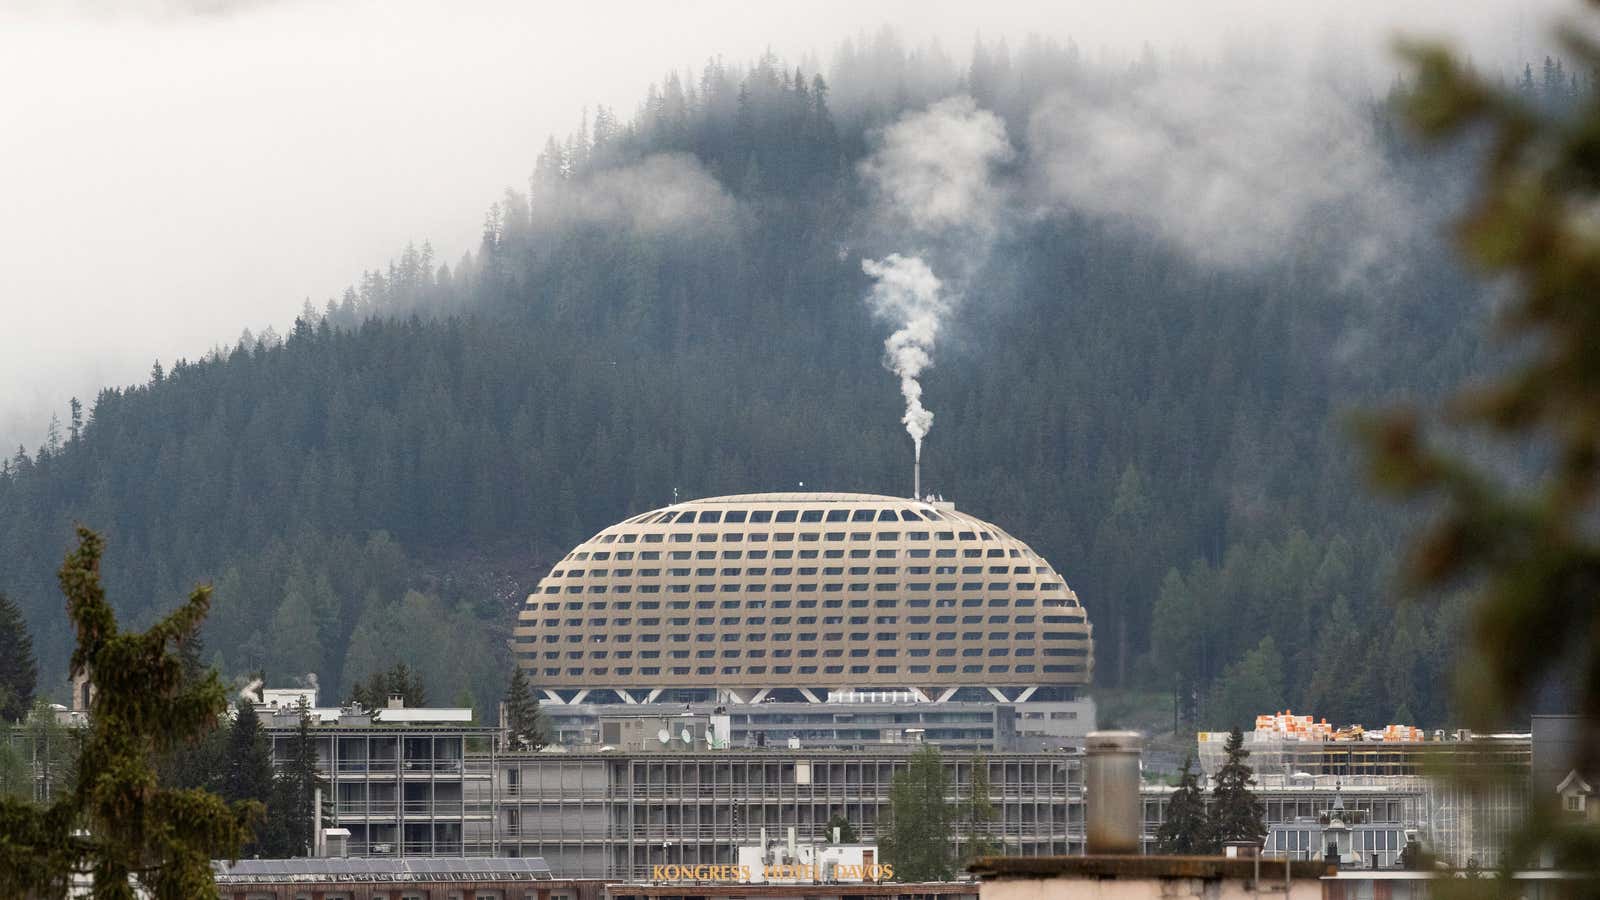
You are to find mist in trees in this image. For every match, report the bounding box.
[0,33,1557,730]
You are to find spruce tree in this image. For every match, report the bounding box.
[1208,728,1265,847]
[350,663,427,710]
[0,527,258,899]
[1155,756,1212,855]
[221,702,275,820]
[0,592,37,723]
[881,745,954,881]
[502,666,546,751]
[267,705,320,857]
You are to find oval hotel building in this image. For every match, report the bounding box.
[512,493,1092,708]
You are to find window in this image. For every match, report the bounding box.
[800,510,824,523]
[826,510,848,522]
[750,510,773,523]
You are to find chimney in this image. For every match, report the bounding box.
[387,694,404,709]
[1084,730,1142,855]
[913,456,921,500]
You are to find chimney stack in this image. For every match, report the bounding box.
[1084,730,1142,855]
[913,456,921,500]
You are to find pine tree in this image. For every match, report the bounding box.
[503,666,546,751]
[349,663,427,710]
[1208,728,1265,847]
[0,527,258,898]
[267,704,320,857]
[221,702,275,813]
[0,593,37,723]
[881,745,954,881]
[1155,756,1212,855]
[1204,637,1284,732]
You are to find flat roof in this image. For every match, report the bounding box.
[213,857,552,882]
[969,856,1326,880]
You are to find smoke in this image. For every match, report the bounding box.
[862,254,944,449]
[1026,61,1413,284]
[859,96,1013,241]
[859,96,1013,466]
[238,677,263,704]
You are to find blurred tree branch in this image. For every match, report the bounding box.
[1367,4,1600,882]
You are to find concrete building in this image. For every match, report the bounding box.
[541,697,1095,753]
[1140,776,1428,869]
[259,697,499,859]
[495,748,1084,880]
[210,857,586,900]
[1183,713,1531,868]
[511,493,1093,705]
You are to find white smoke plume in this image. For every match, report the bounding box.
[860,96,1013,467]
[238,677,263,704]
[862,254,945,450]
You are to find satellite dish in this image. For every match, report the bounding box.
[657,728,671,745]
[681,727,693,744]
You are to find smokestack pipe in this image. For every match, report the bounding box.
[913,456,921,500]
[1084,730,1142,855]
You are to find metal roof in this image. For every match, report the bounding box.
[212,857,553,883]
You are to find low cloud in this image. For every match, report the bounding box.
[533,154,737,236]
[860,95,1014,243]
[1027,64,1411,282]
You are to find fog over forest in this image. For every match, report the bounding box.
[0,0,1565,452]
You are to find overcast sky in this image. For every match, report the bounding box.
[0,0,1568,451]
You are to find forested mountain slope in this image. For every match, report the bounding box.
[1,37,1547,728]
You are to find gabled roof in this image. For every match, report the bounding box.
[1555,768,1593,796]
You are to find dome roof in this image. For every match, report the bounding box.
[512,492,1092,696]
